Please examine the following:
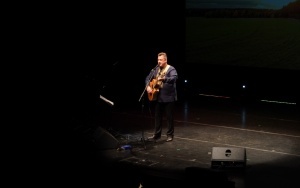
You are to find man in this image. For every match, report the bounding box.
[145,52,178,142]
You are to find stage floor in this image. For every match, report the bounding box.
[61,97,300,188]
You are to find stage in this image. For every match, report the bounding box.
[61,96,300,188]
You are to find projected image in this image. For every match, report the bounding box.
[185,0,300,70]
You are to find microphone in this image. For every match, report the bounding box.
[151,64,159,71]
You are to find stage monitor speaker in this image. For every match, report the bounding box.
[211,147,246,169]
[92,126,119,150]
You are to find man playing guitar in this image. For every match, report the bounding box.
[145,52,178,142]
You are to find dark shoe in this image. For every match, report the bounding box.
[166,136,173,142]
[148,135,160,140]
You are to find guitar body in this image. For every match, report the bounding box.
[148,71,166,101]
[148,78,159,101]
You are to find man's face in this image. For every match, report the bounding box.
[158,55,167,68]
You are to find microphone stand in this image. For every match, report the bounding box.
[139,65,158,102]
[138,65,158,149]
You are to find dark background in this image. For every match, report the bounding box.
[48,1,186,118]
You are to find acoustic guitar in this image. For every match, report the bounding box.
[148,72,166,101]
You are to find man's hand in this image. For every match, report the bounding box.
[146,86,152,93]
[158,77,165,81]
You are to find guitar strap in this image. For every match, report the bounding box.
[156,65,170,89]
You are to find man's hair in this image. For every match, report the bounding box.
[158,52,167,60]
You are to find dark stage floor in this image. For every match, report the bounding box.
[61,96,300,188]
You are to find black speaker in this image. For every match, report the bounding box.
[92,126,119,150]
[211,147,246,169]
